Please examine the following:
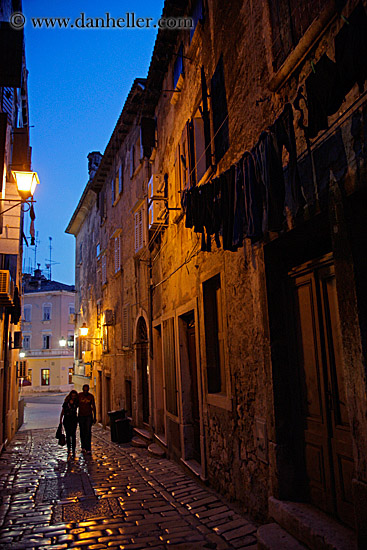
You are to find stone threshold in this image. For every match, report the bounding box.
[180,458,205,481]
[268,496,357,550]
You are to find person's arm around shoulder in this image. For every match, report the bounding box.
[91,394,96,423]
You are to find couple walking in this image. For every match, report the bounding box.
[60,384,96,459]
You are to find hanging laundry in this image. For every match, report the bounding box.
[242,151,263,242]
[305,54,345,138]
[335,2,367,98]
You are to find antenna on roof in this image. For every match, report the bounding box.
[45,236,60,280]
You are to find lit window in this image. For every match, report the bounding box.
[41,368,50,386]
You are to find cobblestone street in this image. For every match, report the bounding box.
[0,426,258,549]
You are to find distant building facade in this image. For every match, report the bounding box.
[21,269,75,392]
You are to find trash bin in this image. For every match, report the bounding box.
[107,409,126,442]
[115,417,132,443]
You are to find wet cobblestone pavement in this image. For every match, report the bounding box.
[0,426,258,549]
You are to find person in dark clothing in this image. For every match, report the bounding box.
[78,384,96,455]
[59,390,79,460]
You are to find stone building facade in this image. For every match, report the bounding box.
[0,0,33,447]
[21,270,75,393]
[68,0,367,546]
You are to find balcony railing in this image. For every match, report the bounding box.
[22,348,74,357]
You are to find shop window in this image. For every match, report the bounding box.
[41,368,50,386]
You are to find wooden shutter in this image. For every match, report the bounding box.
[211,55,229,163]
[163,318,178,416]
[186,119,196,187]
[114,235,120,273]
[201,66,212,169]
[118,164,123,194]
[122,305,130,347]
[134,209,143,252]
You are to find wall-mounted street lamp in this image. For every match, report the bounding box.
[79,323,102,346]
[1,170,40,215]
[59,336,67,347]
[19,351,25,358]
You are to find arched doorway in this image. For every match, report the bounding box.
[137,317,149,425]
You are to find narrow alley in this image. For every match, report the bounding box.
[0,425,257,549]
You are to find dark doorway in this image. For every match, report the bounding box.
[179,311,201,464]
[137,317,149,425]
[125,379,132,418]
[290,257,354,526]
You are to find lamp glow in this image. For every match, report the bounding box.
[11,171,40,201]
[80,323,89,336]
[19,351,25,358]
[59,336,67,347]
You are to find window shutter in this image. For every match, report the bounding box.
[201,66,212,169]
[130,147,134,178]
[102,254,107,284]
[122,305,130,347]
[118,164,123,194]
[211,55,229,163]
[134,209,143,252]
[114,236,121,273]
[186,119,196,187]
[140,118,156,158]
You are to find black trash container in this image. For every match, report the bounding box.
[115,418,132,443]
[107,409,126,442]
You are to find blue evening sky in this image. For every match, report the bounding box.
[22,0,164,285]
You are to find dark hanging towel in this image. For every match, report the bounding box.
[271,103,305,222]
[242,151,263,243]
[335,2,367,98]
[305,54,345,138]
[220,167,237,251]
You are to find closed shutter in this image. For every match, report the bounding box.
[102,254,107,284]
[186,119,196,187]
[122,305,130,347]
[211,55,229,163]
[201,66,212,169]
[163,318,178,416]
[118,163,123,194]
[134,209,143,252]
[114,235,120,273]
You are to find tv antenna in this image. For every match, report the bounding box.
[45,237,60,280]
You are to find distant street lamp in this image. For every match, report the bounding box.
[19,351,25,358]
[59,336,67,347]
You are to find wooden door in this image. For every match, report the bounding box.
[187,319,201,463]
[290,258,354,526]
